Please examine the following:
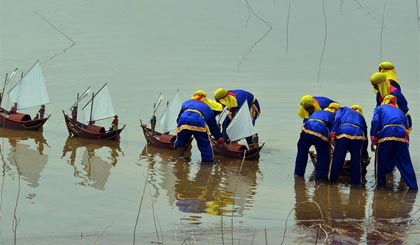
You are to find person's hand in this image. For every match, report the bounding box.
[217,138,227,148]
[370,142,377,152]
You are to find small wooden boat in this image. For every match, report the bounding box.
[141,123,177,149]
[211,137,264,160]
[63,111,125,140]
[63,84,125,141]
[0,60,50,131]
[309,150,370,177]
[0,110,50,130]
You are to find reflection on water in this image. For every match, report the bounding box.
[0,129,48,188]
[368,189,418,244]
[141,145,260,224]
[61,137,123,190]
[293,178,419,244]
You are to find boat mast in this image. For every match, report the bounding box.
[1,68,18,107]
[82,83,108,124]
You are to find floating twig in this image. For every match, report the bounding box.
[34,10,76,64]
[379,1,385,62]
[286,1,292,55]
[93,222,114,245]
[237,0,273,71]
[12,157,21,245]
[133,171,150,245]
[316,0,328,84]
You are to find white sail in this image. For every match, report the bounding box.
[159,90,182,133]
[82,84,115,122]
[8,61,49,110]
[226,101,257,142]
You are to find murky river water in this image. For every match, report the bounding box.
[0,0,419,244]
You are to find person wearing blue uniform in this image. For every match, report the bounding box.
[213,88,260,147]
[175,90,226,163]
[329,105,369,185]
[297,95,336,123]
[370,72,412,130]
[294,102,339,181]
[370,95,417,190]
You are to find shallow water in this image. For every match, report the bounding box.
[0,0,419,244]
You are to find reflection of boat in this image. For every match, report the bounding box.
[0,128,48,155]
[8,143,48,188]
[63,84,125,140]
[62,136,123,190]
[0,60,50,130]
[62,136,122,166]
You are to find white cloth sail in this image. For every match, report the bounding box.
[226,101,257,142]
[159,90,182,133]
[82,84,115,122]
[8,61,50,110]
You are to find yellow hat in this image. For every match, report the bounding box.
[370,72,387,85]
[297,95,321,118]
[214,88,227,100]
[213,88,237,109]
[378,61,394,70]
[192,90,207,100]
[381,95,398,106]
[324,102,340,113]
[350,104,363,115]
[328,102,340,110]
[204,99,223,112]
[300,95,314,108]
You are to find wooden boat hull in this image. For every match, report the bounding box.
[210,137,264,160]
[0,108,49,131]
[141,124,176,150]
[63,111,124,141]
[309,151,370,177]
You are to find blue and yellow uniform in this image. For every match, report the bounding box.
[370,72,412,130]
[329,106,368,185]
[213,88,260,145]
[175,91,224,162]
[297,95,336,122]
[294,103,339,180]
[370,95,417,190]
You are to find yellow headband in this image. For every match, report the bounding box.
[350,104,363,115]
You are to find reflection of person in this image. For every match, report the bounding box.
[175,90,226,163]
[329,105,369,185]
[370,95,417,190]
[370,72,412,129]
[213,88,261,146]
[297,95,336,122]
[367,189,417,243]
[38,104,46,119]
[10,102,17,114]
[293,178,366,244]
[294,103,339,180]
[173,162,219,214]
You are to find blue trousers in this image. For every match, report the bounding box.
[295,131,330,180]
[329,138,362,185]
[376,141,418,190]
[175,129,213,162]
